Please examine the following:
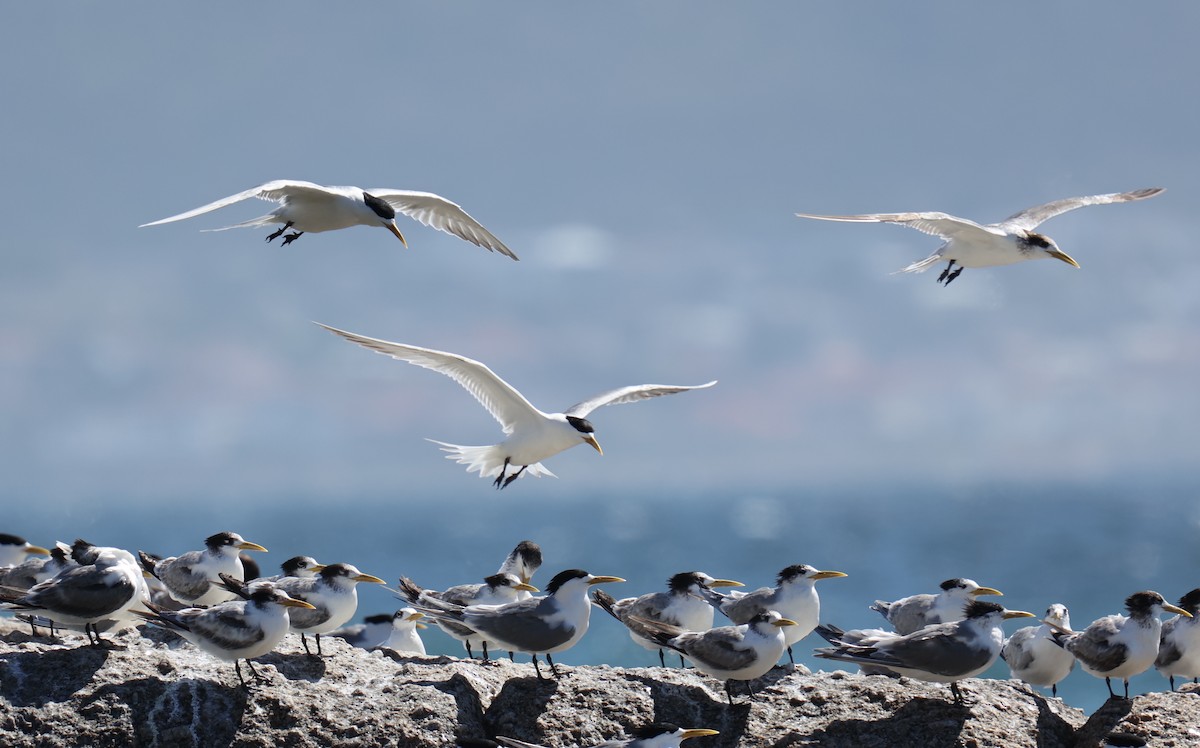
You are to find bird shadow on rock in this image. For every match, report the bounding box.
[259,651,327,683]
[481,676,561,742]
[626,673,752,747]
[0,645,110,706]
[799,696,969,748]
[86,675,247,747]
[1010,687,1084,748]
[1071,696,1135,748]
[408,672,490,740]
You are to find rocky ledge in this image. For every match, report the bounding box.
[1,621,1199,747]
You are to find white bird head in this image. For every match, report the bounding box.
[1023,232,1080,268]
[362,191,407,246]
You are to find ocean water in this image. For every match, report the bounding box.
[9,478,1200,715]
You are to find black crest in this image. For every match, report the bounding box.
[778,564,815,585]
[363,192,396,220]
[668,571,705,593]
[565,415,595,434]
[484,572,516,588]
[545,569,590,595]
[1178,588,1200,614]
[964,600,1004,619]
[205,531,239,549]
[0,533,27,546]
[940,578,968,591]
[280,556,315,575]
[513,540,543,567]
[1125,590,1165,615]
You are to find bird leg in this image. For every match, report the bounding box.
[280,231,304,246]
[508,650,516,662]
[265,221,294,242]
[937,260,957,284]
[464,641,474,659]
[546,653,560,678]
[657,649,666,668]
[482,641,490,661]
[1105,677,1116,699]
[315,633,324,656]
[1170,675,1177,692]
[245,658,263,681]
[301,633,314,656]
[945,266,964,285]
[493,459,511,489]
[235,660,249,689]
[1123,678,1130,699]
[531,654,545,680]
[679,654,688,669]
[787,645,795,666]
[501,465,527,489]
[724,680,735,705]
[950,682,964,705]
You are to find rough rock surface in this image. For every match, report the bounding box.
[2,620,1199,747]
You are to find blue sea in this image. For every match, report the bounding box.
[10,478,1200,715]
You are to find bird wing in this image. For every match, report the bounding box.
[463,598,572,652]
[20,566,135,618]
[1064,616,1128,672]
[439,583,486,605]
[718,588,772,624]
[999,188,1165,231]
[873,622,993,676]
[1001,627,1036,671]
[188,604,268,651]
[317,324,543,435]
[563,381,717,418]
[796,211,999,242]
[880,594,936,635]
[679,627,757,671]
[138,180,330,227]
[1155,619,1183,668]
[367,190,518,260]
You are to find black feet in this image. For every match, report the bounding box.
[493,459,526,490]
[280,231,304,246]
[266,221,294,242]
[938,260,964,285]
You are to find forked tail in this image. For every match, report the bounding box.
[425,440,556,482]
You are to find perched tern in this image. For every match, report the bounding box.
[1001,603,1076,697]
[397,572,538,659]
[253,555,326,583]
[1050,590,1190,699]
[816,600,1035,704]
[379,608,428,655]
[0,543,73,593]
[496,724,719,748]
[0,533,49,567]
[796,187,1164,285]
[318,323,717,488]
[1155,589,1200,691]
[700,564,847,664]
[593,571,744,667]
[329,612,394,649]
[138,532,267,607]
[871,578,1003,635]
[406,569,624,679]
[635,610,797,704]
[272,563,385,656]
[139,179,517,258]
[1,547,145,645]
[135,580,315,687]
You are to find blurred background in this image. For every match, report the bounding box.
[3,3,1198,714]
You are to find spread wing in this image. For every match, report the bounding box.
[139,180,330,227]
[999,188,1165,231]
[564,381,717,418]
[366,189,518,260]
[317,324,542,435]
[796,211,1001,242]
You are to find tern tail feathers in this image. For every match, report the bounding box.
[425,440,556,481]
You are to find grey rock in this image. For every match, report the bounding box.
[2,619,1199,747]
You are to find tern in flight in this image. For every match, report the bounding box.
[140,179,517,258]
[318,323,716,488]
[797,187,1164,285]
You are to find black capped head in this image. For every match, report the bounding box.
[0,533,27,546]
[668,572,707,593]
[205,531,240,550]
[281,555,321,576]
[248,584,283,605]
[72,539,100,565]
[566,415,595,434]
[362,192,396,221]
[631,724,681,740]
[512,540,542,567]
[1024,233,1053,249]
[940,578,969,592]
[964,600,1005,619]
[1125,590,1166,616]
[484,572,519,588]
[545,569,591,595]
[778,564,816,585]
[318,562,384,585]
[1177,589,1200,615]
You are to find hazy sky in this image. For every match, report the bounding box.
[3,4,1198,506]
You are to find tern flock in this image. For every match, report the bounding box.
[2,179,1180,744]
